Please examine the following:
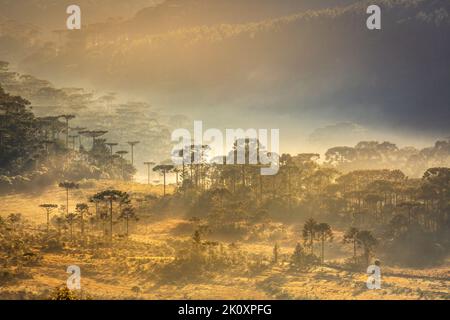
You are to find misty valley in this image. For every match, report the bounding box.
[0,0,449,301]
[0,67,448,299]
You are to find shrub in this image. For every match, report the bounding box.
[290,243,320,270]
[49,286,81,300]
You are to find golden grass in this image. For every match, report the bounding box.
[0,181,448,300]
[0,179,173,224]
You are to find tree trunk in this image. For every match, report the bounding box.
[65,119,69,147]
[110,199,113,242]
[81,211,85,240]
[321,237,325,264]
[46,211,50,233]
[182,160,185,184]
[287,168,292,210]
[259,174,263,204]
[163,171,166,196]
[131,145,134,165]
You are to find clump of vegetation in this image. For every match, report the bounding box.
[258,274,293,300]
[153,231,244,283]
[49,285,92,300]
[0,214,41,284]
[290,243,319,271]
[49,286,81,300]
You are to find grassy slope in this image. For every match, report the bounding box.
[0,180,172,224]
[0,181,448,300]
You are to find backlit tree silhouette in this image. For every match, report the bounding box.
[58,181,79,215]
[58,114,75,148]
[92,190,130,242]
[106,142,118,156]
[144,161,156,184]
[39,203,58,232]
[153,164,175,196]
[127,141,140,165]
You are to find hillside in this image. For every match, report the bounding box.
[0,180,448,300]
[4,0,447,142]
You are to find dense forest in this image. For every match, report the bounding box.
[0,84,136,189]
[0,61,190,180]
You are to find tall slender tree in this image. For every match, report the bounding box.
[70,126,86,149]
[153,164,175,196]
[343,227,360,259]
[127,141,140,165]
[65,212,78,241]
[106,142,118,156]
[302,218,318,255]
[315,223,333,264]
[92,190,130,242]
[58,181,79,215]
[39,204,58,232]
[119,206,138,237]
[68,135,78,150]
[144,161,156,184]
[58,114,76,148]
[356,230,378,266]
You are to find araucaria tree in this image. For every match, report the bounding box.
[153,164,175,196]
[127,141,140,165]
[119,206,138,237]
[58,114,76,148]
[106,142,118,156]
[65,212,78,241]
[39,204,58,232]
[315,223,333,264]
[144,161,155,184]
[58,181,79,215]
[302,218,318,255]
[343,227,360,260]
[91,190,131,242]
[356,230,378,266]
